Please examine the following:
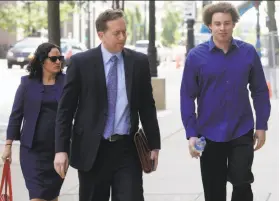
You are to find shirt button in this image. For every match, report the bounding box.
[226,81,229,84]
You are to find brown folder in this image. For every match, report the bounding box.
[134,128,154,173]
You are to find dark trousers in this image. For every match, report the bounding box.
[78,137,144,201]
[200,129,254,201]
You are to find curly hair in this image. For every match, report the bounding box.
[203,2,240,26]
[27,42,62,80]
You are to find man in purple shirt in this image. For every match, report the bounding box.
[180,2,271,201]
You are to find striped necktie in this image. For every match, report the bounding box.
[103,55,118,139]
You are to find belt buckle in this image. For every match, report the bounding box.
[108,136,116,142]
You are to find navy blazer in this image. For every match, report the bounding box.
[6,74,65,148]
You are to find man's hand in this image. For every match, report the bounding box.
[189,137,200,159]
[54,152,69,179]
[150,149,159,171]
[254,130,266,151]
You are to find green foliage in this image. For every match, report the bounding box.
[124,8,134,44]
[161,2,182,47]
[134,6,144,42]
[233,24,242,38]
[124,6,145,45]
[0,1,75,36]
[60,2,76,22]
[0,3,23,34]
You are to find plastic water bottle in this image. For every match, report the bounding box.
[194,137,206,153]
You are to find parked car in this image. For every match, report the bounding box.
[134,40,171,66]
[60,38,88,66]
[6,37,87,69]
[6,37,47,69]
[124,44,135,50]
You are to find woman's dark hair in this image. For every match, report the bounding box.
[27,42,62,80]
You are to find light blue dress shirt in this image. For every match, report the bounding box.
[101,44,131,135]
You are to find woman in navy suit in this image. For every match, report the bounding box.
[1,42,65,201]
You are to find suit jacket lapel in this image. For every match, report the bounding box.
[31,79,44,111]
[33,79,44,96]
[123,49,134,104]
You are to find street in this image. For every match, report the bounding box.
[0,60,28,143]
[0,58,279,201]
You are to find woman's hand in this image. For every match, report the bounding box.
[1,145,12,164]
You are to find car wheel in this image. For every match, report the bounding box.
[8,64,12,69]
[20,64,24,69]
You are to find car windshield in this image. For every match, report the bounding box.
[135,43,148,48]
[14,38,45,48]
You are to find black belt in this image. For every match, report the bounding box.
[104,134,128,142]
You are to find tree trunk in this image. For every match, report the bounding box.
[202,0,212,8]
[267,0,279,66]
[47,1,60,47]
[121,0,125,11]
[267,1,277,32]
[116,0,120,9]
[147,0,157,77]
[112,0,120,9]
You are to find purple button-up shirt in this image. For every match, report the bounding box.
[180,38,271,142]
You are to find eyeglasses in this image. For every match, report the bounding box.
[48,56,64,62]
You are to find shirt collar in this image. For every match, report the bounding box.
[208,36,239,51]
[101,43,122,64]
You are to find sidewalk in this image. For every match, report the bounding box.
[0,66,279,201]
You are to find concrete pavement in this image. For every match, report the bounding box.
[0,63,279,201]
[0,60,27,133]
